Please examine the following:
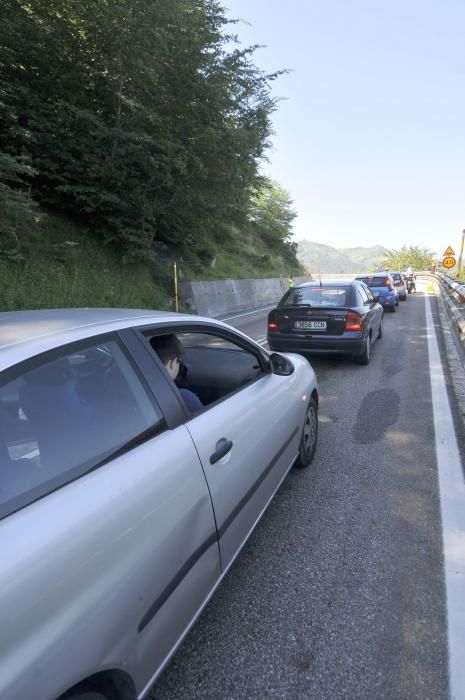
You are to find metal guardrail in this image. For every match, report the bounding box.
[434,272,465,304]
[432,272,465,352]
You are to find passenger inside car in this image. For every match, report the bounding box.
[150,334,203,414]
[147,331,264,408]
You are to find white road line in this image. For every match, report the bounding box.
[425,291,465,700]
[222,305,275,322]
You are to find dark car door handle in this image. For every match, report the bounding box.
[210,438,233,464]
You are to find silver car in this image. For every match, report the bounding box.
[0,309,319,700]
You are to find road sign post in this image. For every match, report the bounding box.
[457,230,465,280]
[173,261,179,312]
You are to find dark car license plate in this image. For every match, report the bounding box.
[294,320,327,330]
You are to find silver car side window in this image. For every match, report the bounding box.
[0,339,164,515]
[147,331,265,411]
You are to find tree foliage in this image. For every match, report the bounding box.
[0,152,40,261]
[379,245,435,272]
[0,0,298,269]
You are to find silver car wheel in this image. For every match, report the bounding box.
[295,397,318,468]
[303,403,317,455]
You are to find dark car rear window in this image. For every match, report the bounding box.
[356,276,390,288]
[281,287,350,307]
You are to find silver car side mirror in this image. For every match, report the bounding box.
[269,353,295,376]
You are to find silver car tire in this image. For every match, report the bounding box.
[294,397,318,468]
[378,317,383,339]
[61,690,109,700]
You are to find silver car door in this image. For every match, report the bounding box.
[172,333,304,571]
[186,369,302,569]
[0,336,220,700]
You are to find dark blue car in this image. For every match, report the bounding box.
[354,273,399,312]
[267,279,384,365]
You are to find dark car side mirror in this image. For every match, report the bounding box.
[372,295,380,303]
[269,353,295,376]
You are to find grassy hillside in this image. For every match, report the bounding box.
[297,240,389,274]
[340,245,389,270]
[0,212,170,312]
[1,211,302,312]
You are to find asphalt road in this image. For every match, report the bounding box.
[151,282,465,700]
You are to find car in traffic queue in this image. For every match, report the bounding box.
[0,309,319,700]
[267,279,383,365]
[354,272,399,312]
[390,271,407,301]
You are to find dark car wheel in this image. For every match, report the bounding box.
[391,304,396,312]
[294,397,318,468]
[355,334,371,365]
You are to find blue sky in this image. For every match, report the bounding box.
[224,0,465,255]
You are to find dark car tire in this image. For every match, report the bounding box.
[378,317,383,339]
[391,304,396,312]
[355,334,371,365]
[294,397,318,468]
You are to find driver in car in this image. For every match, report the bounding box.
[150,334,203,414]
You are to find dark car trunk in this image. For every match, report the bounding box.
[270,306,353,336]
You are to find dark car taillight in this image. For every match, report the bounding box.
[345,312,363,331]
[268,310,279,330]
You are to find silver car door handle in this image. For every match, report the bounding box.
[210,438,233,464]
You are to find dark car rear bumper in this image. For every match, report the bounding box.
[378,297,396,307]
[267,333,366,356]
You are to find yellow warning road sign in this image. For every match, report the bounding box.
[443,256,456,269]
[443,246,455,256]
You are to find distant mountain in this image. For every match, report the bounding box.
[297,240,389,274]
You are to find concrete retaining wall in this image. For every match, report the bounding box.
[179,276,310,317]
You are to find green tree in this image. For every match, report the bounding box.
[0,0,284,263]
[0,152,40,262]
[249,178,296,246]
[379,245,434,271]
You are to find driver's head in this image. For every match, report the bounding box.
[150,334,184,379]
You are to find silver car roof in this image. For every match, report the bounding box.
[0,308,228,371]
